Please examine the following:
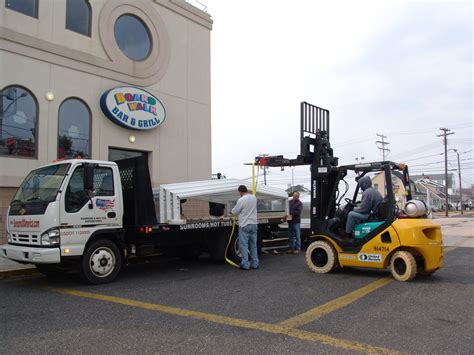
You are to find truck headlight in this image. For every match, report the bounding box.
[41,229,60,246]
[7,232,11,243]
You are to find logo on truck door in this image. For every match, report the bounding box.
[96,199,115,212]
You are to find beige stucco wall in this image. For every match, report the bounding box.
[0,0,212,189]
[0,0,212,244]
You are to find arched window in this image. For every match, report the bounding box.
[5,0,38,18]
[66,0,91,36]
[0,85,38,158]
[58,98,91,159]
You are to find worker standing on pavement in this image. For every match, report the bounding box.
[288,191,303,253]
[231,185,259,270]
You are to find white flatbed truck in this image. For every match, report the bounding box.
[0,156,288,283]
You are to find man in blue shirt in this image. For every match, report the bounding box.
[288,191,303,253]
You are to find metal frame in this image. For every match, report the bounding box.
[300,101,330,141]
[155,179,289,224]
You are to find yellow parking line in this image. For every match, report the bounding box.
[52,288,400,354]
[279,278,394,328]
[280,247,454,329]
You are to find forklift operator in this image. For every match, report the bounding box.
[344,176,383,238]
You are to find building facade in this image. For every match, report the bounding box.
[0,0,213,243]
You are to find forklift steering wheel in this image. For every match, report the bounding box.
[345,198,355,206]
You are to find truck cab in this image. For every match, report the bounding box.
[1,159,123,275]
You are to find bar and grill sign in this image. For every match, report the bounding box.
[100,86,166,130]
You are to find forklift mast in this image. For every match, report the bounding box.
[255,102,340,234]
[256,101,416,247]
[300,102,340,233]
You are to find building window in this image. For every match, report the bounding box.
[0,86,38,158]
[58,98,91,159]
[114,14,151,61]
[5,0,38,18]
[66,0,91,37]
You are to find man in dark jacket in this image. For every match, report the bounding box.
[288,191,303,253]
[344,176,383,237]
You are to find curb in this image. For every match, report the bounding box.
[0,267,39,279]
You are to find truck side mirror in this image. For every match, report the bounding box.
[83,164,94,191]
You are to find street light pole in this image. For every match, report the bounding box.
[451,149,463,215]
[438,128,454,217]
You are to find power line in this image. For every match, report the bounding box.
[390,142,440,159]
[389,122,473,136]
[410,158,473,167]
[333,136,373,148]
[402,153,443,162]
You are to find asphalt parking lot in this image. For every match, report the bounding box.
[1,241,473,354]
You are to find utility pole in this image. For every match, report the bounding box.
[437,128,454,216]
[376,133,390,161]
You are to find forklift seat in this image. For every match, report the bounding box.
[327,217,340,231]
[369,198,389,222]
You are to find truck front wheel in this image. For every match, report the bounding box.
[80,239,122,284]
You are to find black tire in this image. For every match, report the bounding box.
[228,232,241,264]
[305,240,338,274]
[80,239,122,284]
[36,264,64,277]
[390,250,417,281]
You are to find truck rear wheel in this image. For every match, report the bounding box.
[228,232,241,263]
[80,239,122,284]
[306,240,337,274]
[390,250,417,281]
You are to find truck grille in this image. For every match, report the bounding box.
[11,233,40,245]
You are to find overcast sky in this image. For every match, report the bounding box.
[202,0,473,189]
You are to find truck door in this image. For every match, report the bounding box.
[59,164,121,253]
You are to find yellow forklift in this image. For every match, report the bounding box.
[256,102,443,281]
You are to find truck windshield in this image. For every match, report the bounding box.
[10,164,70,215]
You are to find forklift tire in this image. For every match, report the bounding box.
[306,240,337,274]
[390,250,417,282]
[80,239,122,284]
